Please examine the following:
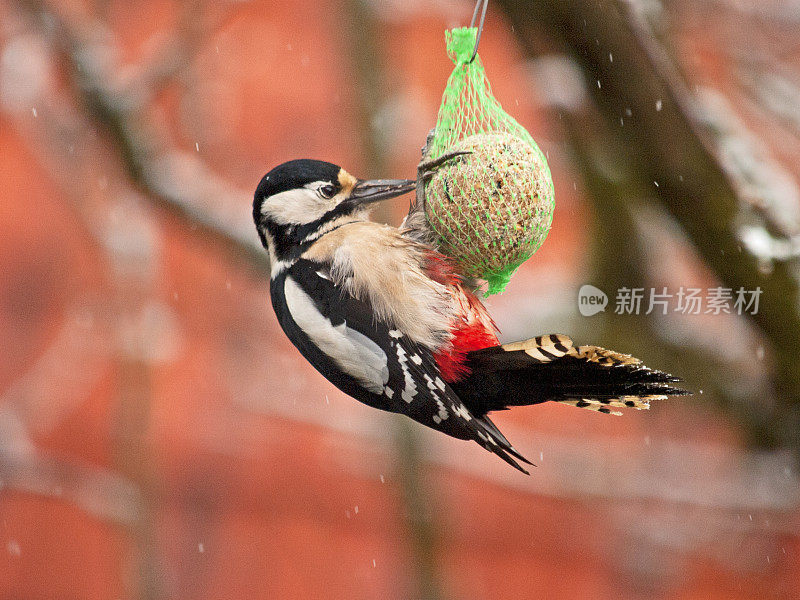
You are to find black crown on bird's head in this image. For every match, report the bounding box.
[253,159,415,259]
[254,160,341,209]
[253,159,341,227]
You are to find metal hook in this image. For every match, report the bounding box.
[468,0,489,64]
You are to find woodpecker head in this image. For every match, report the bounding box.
[253,159,414,261]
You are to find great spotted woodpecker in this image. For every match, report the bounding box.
[253,159,688,473]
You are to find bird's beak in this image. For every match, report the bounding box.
[348,178,416,207]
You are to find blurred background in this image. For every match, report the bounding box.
[1,0,800,598]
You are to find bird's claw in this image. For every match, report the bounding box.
[417,150,472,181]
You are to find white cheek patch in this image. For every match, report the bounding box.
[262,188,335,225]
[284,276,389,393]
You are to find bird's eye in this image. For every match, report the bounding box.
[318,184,336,199]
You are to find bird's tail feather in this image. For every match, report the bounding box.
[475,415,534,474]
[455,334,689,417]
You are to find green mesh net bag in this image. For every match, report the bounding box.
[423,27,555,295]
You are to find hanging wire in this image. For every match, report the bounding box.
[468,0,489,63]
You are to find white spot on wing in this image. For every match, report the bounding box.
[452,403,472,421]
[284,276,388,393]
[424,375,449,424]
[395,343,417,403]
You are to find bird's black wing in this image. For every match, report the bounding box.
[271,258,532,472]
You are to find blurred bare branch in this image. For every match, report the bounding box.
[16,0,266,274]
[0,438,142,527]
[0,309,141,528]
[341,0,395,223]
[622,4,800,240]
[393,420,445,600]
[117,0,207,104]
[556,91,778,442]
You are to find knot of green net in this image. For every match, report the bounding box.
[446,27,478,65]
[485,264,518,296]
